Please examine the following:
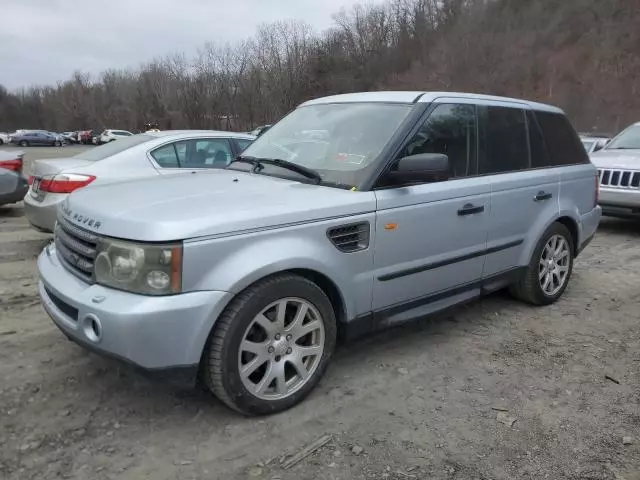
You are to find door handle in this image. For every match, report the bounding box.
[534,191,553,202]
[457,203,485,216]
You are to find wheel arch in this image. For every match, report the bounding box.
[555,215,579,255]
[195,267,350,370]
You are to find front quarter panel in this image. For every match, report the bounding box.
[181,210,377,322]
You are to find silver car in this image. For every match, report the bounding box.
[590,121,640,218]
[24,130,255,232]
[37,91,601,415]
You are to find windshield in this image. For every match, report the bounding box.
[237,103,413,187]
[74,134,154,161]
[606,124,640,150]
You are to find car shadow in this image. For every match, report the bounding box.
[597,217,640,237]
[0,204,25,218]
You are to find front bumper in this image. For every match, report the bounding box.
[599,188,640,217]
[23,191,66,232]
[37,243,232,373]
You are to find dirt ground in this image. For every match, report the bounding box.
[1,147,639,479]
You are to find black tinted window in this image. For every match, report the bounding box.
[478,106,529,174]
[526,110,550,168]
[534,111,589,166]
[399,103,477,178]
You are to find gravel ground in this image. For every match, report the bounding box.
[0,147,639,479]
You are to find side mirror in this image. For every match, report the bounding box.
[387,153,450,184]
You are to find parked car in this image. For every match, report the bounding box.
[60,132,77,144]
[36,91,600,415]
[24,130,255,232]
[0,132,9,145]
[91,131,103,145]
[580,134,609,154]
[10,131,63,147]
[78,130,96,145]
[0,151,27,206]
[99,129,133,143]
[590,121,640,218]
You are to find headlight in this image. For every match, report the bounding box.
[94,238,182,295]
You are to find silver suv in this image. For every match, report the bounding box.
[37,92,601,415]
[589,122,640,218]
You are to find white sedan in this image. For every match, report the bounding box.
[99,129,133,144]
[24,130,255,232]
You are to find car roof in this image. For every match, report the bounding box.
[300,91,563,114]
[145,130,256,140]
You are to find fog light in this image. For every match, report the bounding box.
[147,270,170,290]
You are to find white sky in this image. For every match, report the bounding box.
[0,0,364,89]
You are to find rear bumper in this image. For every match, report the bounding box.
[577,205,601,256]
[0,178,28,205]
[23,191,65,232]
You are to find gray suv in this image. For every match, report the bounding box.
[37,92,601,415]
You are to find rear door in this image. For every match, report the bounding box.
[534,111,595,217]
[480,104,560,278]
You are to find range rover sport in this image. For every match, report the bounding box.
[37,91,601,415]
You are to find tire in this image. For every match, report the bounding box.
[509,222,574,306]
[0,139,4,145]
[202,274,337,416]
[19,140,28,147]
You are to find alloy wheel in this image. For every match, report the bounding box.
[539,234,570,296]
[238,297,325,400]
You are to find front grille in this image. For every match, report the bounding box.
[54,216,99,282]
[598,169,640,189]
[327,222,370,253]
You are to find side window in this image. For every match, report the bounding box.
[151,139,233,169]
[534,111,589,166]
[526,110,551,168]
[478,106,529,174]
[189,139,232,168]
[398,103,477,179]
[151,144,180,168]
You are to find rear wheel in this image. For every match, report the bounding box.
[202,274,337,415]
[510,222,574,305]
[19,140,28,147]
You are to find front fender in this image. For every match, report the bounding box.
[182,220,376,321]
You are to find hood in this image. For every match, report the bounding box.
[590,149,640,170]
[30,157,94,177]
[60,170,376,241]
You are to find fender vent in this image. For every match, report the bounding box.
[327,222,370,253]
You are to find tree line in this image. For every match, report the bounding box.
[0,0,637,134]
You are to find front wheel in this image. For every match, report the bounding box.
[202,274,337,415]
[510,222,574,305]
[19,140,28,147]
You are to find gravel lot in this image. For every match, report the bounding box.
[1,147,639,480]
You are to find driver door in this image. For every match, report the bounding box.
[372,102,490,316]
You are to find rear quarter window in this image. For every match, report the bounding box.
[534,111,589,167]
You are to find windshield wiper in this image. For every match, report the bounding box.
[230,155,322,184]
